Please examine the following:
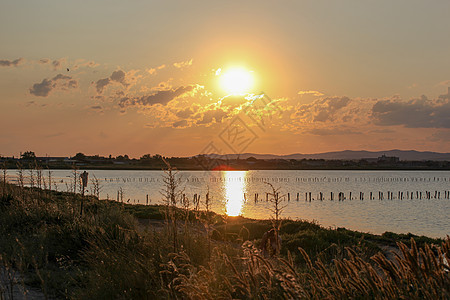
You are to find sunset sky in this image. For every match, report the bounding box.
[1,1,449,158]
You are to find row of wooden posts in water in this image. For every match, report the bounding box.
[123,190,450,205]
[192,190,450,203]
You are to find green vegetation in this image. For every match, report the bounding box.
[1,151,449,170]
[0,166,449,299]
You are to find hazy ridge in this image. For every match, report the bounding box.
[207,150,450,161]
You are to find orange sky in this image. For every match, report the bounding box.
[1,1,449,158]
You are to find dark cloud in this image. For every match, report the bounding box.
[95,78,111,93]
[53,74,71,81]
[0,58,24,67]
[95,70,128,94]
[196,109,227,125]
[110,70,126,84]
[173,120,188,128]
[29,79,52,97]
[119,86,194,108]
[314,97,350,122]
[294,96,351,123]
[29,73,78,97]
[39,58,50,64]
[175,107,194,118]
[90,105,102,110]
[371,95,450,128]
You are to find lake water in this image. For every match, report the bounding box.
[7,169,450,238]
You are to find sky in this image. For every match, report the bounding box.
[1,0,449,158]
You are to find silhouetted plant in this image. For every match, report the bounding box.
[161,157,182,252]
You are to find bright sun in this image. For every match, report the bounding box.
[219,67,254,95]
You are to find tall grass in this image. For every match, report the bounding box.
[168,237,450,299]
[0,163,448,299]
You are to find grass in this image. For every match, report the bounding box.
[0,171,448,299]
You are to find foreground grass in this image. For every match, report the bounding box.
[0,183,448,299]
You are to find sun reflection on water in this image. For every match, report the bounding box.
[224,171,247,216]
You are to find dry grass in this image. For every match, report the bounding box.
[168,237,449,299]
[0,164,448,299]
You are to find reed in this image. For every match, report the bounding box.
[0,171,448,299]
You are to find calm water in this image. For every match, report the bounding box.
[8,169,450,238]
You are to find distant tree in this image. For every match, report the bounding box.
[21,151,36,160]
[140,154,152,160]
[153,154,162,160]
[73,153,87,161]
[116,155,130,161]
[246,156,258,162]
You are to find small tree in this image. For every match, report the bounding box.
[21,151,36,160]
[73,152,86,161]
[264,182,286,256]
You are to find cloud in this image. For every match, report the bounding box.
[305,127,362,136]
[29,73,78,97]
[153,79,173,91]
[73,60,99,69]
[119,85,195,108]
[51,58,66,70]
[175,107,194,118]
[196,109,227,125]
[294,96,352,123]
[95,78,110,93]
[314,97,350,122]
[173,59,193,69]
[173,120,188,128]
[371,95,450,128]
[38,58,99,70]
[298,90,324,96]
[110,70,127,85]
[90,105,102,110]
[369,128,395,134]
[95,70,129,94]
[0,58,24,67]
[220,95,249,107]
[29,79,53,97]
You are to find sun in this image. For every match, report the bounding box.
[219,67,254,95]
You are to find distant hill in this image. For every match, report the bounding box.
[205,150,450,161]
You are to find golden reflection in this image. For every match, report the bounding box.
[223,171,247,216]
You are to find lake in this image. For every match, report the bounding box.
[7,169,450,238]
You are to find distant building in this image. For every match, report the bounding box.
[361,154,400,164]
[377,154,399,163]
